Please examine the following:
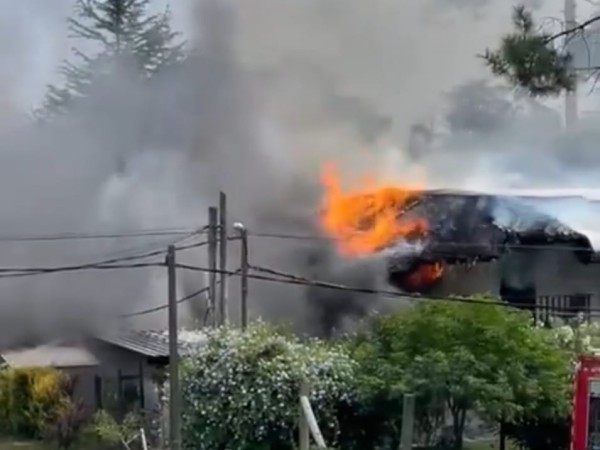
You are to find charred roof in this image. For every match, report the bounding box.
[394,190,595,266]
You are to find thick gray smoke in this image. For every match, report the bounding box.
[1,0,598,342]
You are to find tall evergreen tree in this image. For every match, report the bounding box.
[482,5,597,96]
[37,0,185,119]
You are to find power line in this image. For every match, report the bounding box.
[0,262,165,279]
[174,262,600,315]
[47,226,209,272]
[0,239,209,279]
[122,269,241,318]
[122,286,210,318]
[88,228,203,263]
[0,228,202,243]
[246,231,597,253]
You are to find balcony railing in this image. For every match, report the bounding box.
[534,294,592,324]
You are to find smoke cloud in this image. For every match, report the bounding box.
[1,0,598,342]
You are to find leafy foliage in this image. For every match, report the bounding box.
[503,415,570,450]
[500,319,600,450]
[483,6,575,96]
[352,296,572,449]
[84,409,142,449]
[37,0,185,119]
[177,304,573,450]
[180,324,357,450]
[0,367,72,438]
[45,397,89,450]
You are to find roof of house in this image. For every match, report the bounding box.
[430,188,600,202]
[0,329,207,368]
[384,191,596,277]
[96,329,207,359]
[98,330,171,358]
[0,344,99,368]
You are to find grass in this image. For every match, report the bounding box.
[0,441,51,450]
[0,440,94,450]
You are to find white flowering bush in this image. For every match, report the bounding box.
[180,323,357,450]
[550,321,600,362]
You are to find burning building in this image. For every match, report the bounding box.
[318,167,600,321]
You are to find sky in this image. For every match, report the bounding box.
[0,0,195,111]
[3,0,598,118]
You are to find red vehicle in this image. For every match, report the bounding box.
[572,355,600,450]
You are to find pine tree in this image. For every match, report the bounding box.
[36,0,185,120]
[483,6,576,97]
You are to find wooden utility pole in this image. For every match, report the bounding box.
[166,245,180,450]
[399,394,415,450]
[565,0,579,130]
[234,222,249,330]
[218,192,228,326]
[207,207,218,328]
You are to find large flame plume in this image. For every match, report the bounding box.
[318,163,444,292]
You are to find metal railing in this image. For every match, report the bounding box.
[534,293,592,324]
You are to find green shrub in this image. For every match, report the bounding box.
[0,366,70,438]
[180,324,357,450]
[83,409,142,450]
[44,397,89,450]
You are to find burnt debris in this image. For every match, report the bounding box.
[384,191,595,290]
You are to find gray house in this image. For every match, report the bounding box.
[383,190,600,322]
[0,329,191,415]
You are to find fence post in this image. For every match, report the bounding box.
[399,393,415,450]
[299,379,310,450]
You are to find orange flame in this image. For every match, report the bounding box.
[318,163,444,291]
[319,163,427,256]
[397,262,444,293]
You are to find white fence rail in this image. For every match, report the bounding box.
[298,380,327,449]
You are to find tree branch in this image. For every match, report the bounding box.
[544,14,600,44]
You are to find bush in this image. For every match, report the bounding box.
[45,397,89,450]
[0,366,70,438]
[180,324,357,450]
[83,409,142,450]
[503,416,570,450]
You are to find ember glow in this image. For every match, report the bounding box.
[394,262,444,293]
[318,163,444,291]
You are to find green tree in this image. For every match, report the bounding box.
[352,297,572,449]
[483,5,579,96]
[37,0,185,119]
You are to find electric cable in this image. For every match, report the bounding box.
[122,269,241,318]
[0,227,202,242]
[50,226,209,270]
[122,286,210,318]
[0,238,209,279]
[174,262,600,315]
[246,231,598,253]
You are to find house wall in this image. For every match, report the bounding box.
[87,342,164,413]
[432,250,600,313]
[434,262,499,298]
[58,342,165,415]
[61,365,99,408]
